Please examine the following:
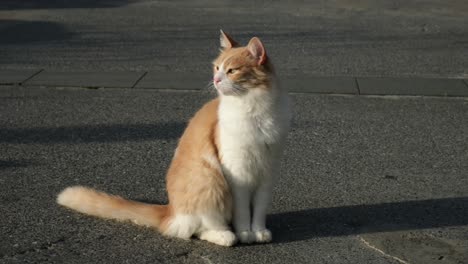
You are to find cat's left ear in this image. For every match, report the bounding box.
[219,30,238,49]
[247,37,267,65]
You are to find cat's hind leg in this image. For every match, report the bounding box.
[198,230,236,247]
[197,212,237,247]
[163,214,200,239]
[163,213,236,246]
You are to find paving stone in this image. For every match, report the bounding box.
[0,69,42,85]
[24,71,145,88]
[357,77,468,97]
[135,72,210,90]
[284,76,358,94]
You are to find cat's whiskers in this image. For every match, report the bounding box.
[204,80,218,95]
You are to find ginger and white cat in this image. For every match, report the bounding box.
[57,31,290,247]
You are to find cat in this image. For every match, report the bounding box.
[57,30,291,247]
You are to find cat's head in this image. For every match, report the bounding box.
[212,30,274,96]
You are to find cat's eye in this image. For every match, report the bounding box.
[227,68,236,74]
[215,66,219,71]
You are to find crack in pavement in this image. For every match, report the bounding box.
[2,237,66,259]
[358,236,410,264]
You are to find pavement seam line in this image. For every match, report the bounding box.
[21,69,44,85]
[358,236,410,264]
[462,79,468,89]
[131,71,148,88]
[354,77,361,95]
[421,97,445,157]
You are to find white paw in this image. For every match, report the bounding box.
[236,230,255,244]
[200,230,237,247]
[216,230,237,247]
[254,229,272,243]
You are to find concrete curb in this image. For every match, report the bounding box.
[1,69,468,97]
[357,77,468,97]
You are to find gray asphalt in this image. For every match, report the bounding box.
[1,87,467,263]
[1,1,468,263]
[1,0,468,78]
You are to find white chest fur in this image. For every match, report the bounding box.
[218,89,290,186]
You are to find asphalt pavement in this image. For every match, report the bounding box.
[1,85,467,264]
[1,0,468,78]
[1,1,468,264]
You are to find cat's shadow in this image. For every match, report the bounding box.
[268,197,468,244]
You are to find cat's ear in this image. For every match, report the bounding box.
[219,30,238,49]
[247,37,267,65]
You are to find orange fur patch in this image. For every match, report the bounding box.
[166,98,231,216]
[57,99,231,233]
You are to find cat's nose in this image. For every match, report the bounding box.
[213,77,221,84]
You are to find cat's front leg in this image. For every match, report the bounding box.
[231,185,255,243]
[251,181,273,243]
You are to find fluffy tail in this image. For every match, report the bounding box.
[57,186,168,229]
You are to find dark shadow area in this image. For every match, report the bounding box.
[0,20,75,45]
[0,159,31,170]
[0,122,186,144]
[268,197,468,244]
[0,0,133,10]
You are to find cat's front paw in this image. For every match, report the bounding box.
[236,231,255,244]
[254,229,272,243]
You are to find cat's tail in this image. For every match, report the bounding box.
[57,186,169,229]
